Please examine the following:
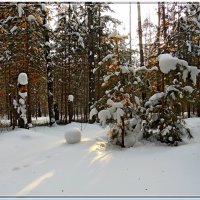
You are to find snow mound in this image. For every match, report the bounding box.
[65,128,81,144]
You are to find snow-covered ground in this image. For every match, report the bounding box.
[0,118,200,196]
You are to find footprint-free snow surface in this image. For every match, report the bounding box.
[0,118,200,196]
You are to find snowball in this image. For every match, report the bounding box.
[18,73,28,85]
[158,54,178,74]
[89,108,98,120]
[65,128,81,144]
[68,95,74,102]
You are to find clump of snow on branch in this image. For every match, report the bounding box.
[10,26,18,33]
[145,92,165,107]
[18,92,27,99]
[183,86,194,94]
[13,99,18,109]
[158,54,179,74]
[98,110,111,128]
[17,3,26,17]
[183,66,200,86]
[89,108,98,120]
[27,15,36,23]
[68,95,74,102]
[18,73,28,85]
[108,30,127,40]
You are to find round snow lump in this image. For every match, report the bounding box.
[65,128,81,144]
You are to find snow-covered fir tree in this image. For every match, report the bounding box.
[91,30,158,147]
[143,53,199,145]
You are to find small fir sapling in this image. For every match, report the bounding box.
[90,30,143,148]
[143,54,196,145]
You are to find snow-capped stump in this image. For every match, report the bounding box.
[65,128,81,144]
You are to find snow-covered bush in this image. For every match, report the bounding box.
[143,54,195,145]
[65,128,81,144]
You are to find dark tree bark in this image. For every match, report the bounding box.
[41,4,55,126]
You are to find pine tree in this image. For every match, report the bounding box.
[143,53,197,145]
[90,30,156,147]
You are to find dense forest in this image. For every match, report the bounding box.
[0,2,199,147]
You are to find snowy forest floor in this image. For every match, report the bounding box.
[0,118,200,196]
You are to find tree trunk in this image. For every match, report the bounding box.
[137,2,144,67]
[87,2,96,123]
[41,5,55,126]
[137,2,146,101]
[157,2,161,92]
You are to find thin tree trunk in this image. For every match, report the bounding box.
[41,5,55,126]
[129,3,132,63]
[87,2,96,123]
[137,2,144,67]
[137,2,146,101]
[157,2,161,92]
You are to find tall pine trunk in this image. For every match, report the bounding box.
[137,2,144,67]
[41,5,55,126]
[156,2,161,92]
[137,2,146,101]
